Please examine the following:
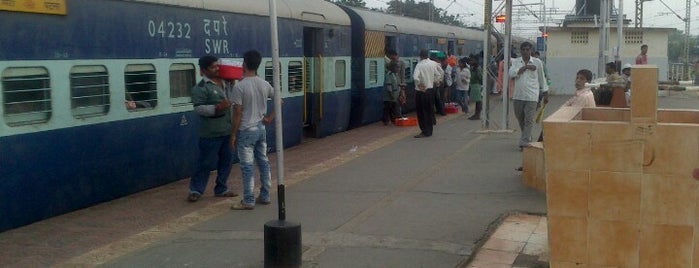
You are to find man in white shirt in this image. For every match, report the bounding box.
[412,49,444,138]
[509,42,548,150]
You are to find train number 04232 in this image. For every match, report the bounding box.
[148,20,192,39]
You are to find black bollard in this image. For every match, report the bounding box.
[264,185,301,268]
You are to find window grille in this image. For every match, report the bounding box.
[70,65,110,118]
[2,67,52,126]
[125,64,157,111]
[571,31,589,44]
[169,63,195,105]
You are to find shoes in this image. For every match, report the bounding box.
[256,197,271,205]
[231,200,254,210]
[187,192,201,202]
[414,133,427,138]
[215,191,239,197]
[468,114,480,120]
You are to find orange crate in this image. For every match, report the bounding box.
[395,117,417,126]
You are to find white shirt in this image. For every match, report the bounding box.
[509,57,548,102]
[231,76,275,130]
[413,58,444,91]
[455,67,471,91]
[563,87,596,108]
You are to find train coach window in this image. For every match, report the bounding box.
[288,61,303,93]
[70,65,110,118]
[2,67,52,126]
[369,60,378,85]
[264,61,282,90]
[169,63,195,105]
[335,60,346,87]
[125,64,157,111]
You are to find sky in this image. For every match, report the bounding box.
[364,0,697,39]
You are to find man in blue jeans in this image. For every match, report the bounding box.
[230,50,276,210]
[188,55,239,202]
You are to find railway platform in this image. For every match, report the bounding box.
[3,92,698,268]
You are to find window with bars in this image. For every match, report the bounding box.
[625,30,643,44]
[2,67,52,126]
[264,61,282,91]
[169,63,195,105]
[369,60,378,84]
[288,61,303,93]
[70,65,110,118]
[125,64,157,111]
[571,31,589,44]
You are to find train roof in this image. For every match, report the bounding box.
[343,6,484,41]
[128,0,351,26]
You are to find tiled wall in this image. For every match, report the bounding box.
[543,65,699,267]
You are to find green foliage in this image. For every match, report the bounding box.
[383,0,465,27]
[667,29,699,63]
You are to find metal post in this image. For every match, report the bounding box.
[269,0,285,222]
[482,0,492,129]
[502,0,512,130]
[598,0,608,78]
[616,0,623,65]
[264,1,301,267]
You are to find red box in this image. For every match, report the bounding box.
[219,60,243,80]
[395,117,417,126]
[445,102,459,113]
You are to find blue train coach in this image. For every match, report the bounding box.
[0,0,351,232]
[339,6,485,127]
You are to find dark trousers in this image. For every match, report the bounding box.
[383,101,398,124]
[416,88,435,136]
[434,86,446,115]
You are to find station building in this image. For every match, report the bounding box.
[540,1,673,95]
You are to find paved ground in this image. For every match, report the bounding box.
[2,91,697,268]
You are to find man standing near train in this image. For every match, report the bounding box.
[509,42,548,151]
[412,49,444,138]
[188,55,239,202]
[230,50,275,210]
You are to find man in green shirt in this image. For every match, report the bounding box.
[188,55,238,202]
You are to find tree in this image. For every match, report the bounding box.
[385,0,464,27]
[326,0,366,8]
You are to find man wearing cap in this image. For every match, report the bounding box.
[433,51,448,116]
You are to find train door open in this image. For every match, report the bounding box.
[448,40,455,56]
[385,35,396,54]
[303,27,323,138]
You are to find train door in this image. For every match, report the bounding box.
[385,35,396,54]
[448,40,455,56]
[303,27,323,137]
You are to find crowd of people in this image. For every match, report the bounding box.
[184,43,650,206]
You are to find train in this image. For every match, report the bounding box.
[0,0,496,232]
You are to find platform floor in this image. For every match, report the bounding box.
[3,92,698,268]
